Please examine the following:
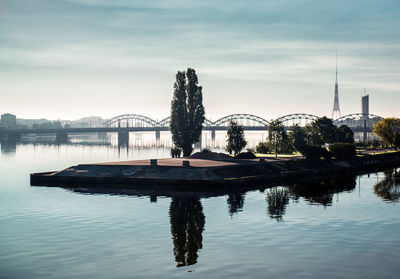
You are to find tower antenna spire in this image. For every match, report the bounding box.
[332,50,341,119]
[336,50,338,82]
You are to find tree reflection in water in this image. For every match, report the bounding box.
[374,169,400,202]
[266,187,290,222]
[226,192,246,216]
[52,172,376,266]
[169,197,205,267]
[288,176,356,206]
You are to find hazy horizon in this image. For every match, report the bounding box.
[1,0,399,120]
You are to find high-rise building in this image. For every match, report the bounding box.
[1,113,17,129]
[332,53,341,119]
[361,92,369,118]
[361,90,370,143]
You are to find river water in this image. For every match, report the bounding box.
[1,134,400,279]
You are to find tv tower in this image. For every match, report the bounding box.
[332,52,341,119]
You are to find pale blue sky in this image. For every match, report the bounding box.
[1,0,399,120]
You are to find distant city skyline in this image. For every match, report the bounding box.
[1,0,399,120]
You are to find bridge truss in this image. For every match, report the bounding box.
[334,113,383,129]
[275,113,319,127]
[157,117,214,128]
[102,112,384,130]
[104,114,159,128]
[212,114,269,127]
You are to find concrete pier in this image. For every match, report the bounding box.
[118,131,129,146]
[56,131,68,142]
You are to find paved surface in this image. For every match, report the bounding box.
[88,155,306,168]
[89,158,246,167]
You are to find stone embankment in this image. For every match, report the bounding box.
[30,151,400,190]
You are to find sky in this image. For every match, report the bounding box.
[1,0,399,121]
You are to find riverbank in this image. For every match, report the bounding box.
[30,151,400,190]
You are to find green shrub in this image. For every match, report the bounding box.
[321,148,332,161]
[301,144,331,160]
[329,143,356,160]
[256,142,270,154]
[170,146,182,158]
[356,140,383,150]
[201,148,211,153]
[367,140,383,149]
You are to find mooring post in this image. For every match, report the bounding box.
[150,195,157,203]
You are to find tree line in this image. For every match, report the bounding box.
[169,68,400,158]
[255,116,355,158]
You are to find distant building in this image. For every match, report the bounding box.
[1,113,17,129]
[361,94,369,118]
[361,92,370,143]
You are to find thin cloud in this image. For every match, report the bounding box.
[0,0,399,119]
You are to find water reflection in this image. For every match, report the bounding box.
[169,197,205,267]
[0,140,16,153]
[49,173,380,268]
[226,192,246,216]
[266,187,290,222]
[374,169,400,202]
[288,176,356,206]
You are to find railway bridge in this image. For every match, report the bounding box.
[0,113,384,145]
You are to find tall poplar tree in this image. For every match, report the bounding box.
[170,68,205,157]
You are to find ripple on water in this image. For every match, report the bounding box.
[1,145,400,278]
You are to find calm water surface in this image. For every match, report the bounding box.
[1,140,400,279]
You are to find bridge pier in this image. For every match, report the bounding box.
[7,133,21,142]
[155,130,160,142]
[118,131,129,146]
[211,129,215,144]
[56,131,68,142]
[1,140,16,153]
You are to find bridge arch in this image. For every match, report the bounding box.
[334,113,383,122]
[334,113,383,129]
[158,117,170,127]
[212,114,269,127]
[104,114,158,128]
[204,118,214,126]
[157,117,214,127]
[275,113,319,127]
